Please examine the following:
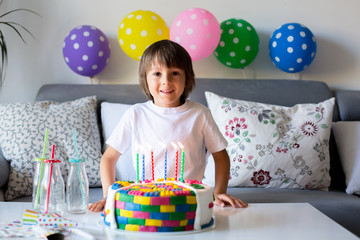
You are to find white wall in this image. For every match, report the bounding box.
[0,0,359,103]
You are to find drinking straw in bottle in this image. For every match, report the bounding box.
[72,130,86,208]
[45,145,55,214]
[34,129,48,210]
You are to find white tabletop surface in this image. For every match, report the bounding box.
[0,202,358,240]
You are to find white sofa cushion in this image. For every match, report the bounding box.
[101,102,136,181]
[332,121,360,195]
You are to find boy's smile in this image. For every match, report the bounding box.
[160,89,175,94]
[146,61,186,108]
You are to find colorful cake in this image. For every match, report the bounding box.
[103,179,214,232]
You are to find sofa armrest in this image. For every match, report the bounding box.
[335,90,360,121]
[0,148,9,189]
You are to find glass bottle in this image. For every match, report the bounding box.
[38,159,65,215]
[32,157,46,210]
[66,158,89,214]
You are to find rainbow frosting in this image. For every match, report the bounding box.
[103,180,214,232]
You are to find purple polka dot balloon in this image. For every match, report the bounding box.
[63,25,111,77]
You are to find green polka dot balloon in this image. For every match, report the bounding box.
[214,18,259,68]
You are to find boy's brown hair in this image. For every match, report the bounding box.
[139,40,195,104]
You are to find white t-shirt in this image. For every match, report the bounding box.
[106,100,227,181]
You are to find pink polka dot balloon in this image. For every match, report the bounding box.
[170,8,221,61]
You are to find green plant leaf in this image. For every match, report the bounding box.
[0,31,7,86]
[0,8,41,20]
[0,3,40,86]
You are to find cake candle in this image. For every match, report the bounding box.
[136,144,140,183]
[171,142,179,181]
[151,150,154,181]
[179,142,185,182]
[142,152,145,183]
[164,149,167,180]
[160,142,167,180]
[146,143,154,181]
[175,151,179,180]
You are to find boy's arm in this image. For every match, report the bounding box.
[212,149,230,196]
[212,149,248,208]
[100,146,121,198]
[88,146,120,212]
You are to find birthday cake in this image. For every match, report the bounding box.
[103,180,214,232]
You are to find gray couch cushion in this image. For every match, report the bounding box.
[336,90,360,121]
[0,148,9,188]
[0,188,4,201]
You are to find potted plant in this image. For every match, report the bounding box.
[0,0,39,87]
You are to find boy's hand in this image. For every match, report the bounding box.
[214,193,248,208]
[88,197,107,212]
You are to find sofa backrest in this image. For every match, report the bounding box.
[190,78,340,121]
[35,79,340,121]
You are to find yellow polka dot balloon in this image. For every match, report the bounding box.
[118,10,169,61]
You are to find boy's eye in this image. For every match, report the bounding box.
[172,71,180,76]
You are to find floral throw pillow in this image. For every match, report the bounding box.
[0,96,102,200]
[205,91,335,190]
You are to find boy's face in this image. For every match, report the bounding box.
[146,60,186,108]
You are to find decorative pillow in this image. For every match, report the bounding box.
[204,91,335,190]
[0,96,102,200]
[101,102,136,181]
[332,122,360,195]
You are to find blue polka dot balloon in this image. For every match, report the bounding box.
[269,23,316,73]
[63,25,111,77]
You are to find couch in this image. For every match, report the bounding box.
[0,79,359,237]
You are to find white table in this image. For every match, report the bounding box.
[0,202,358,240]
